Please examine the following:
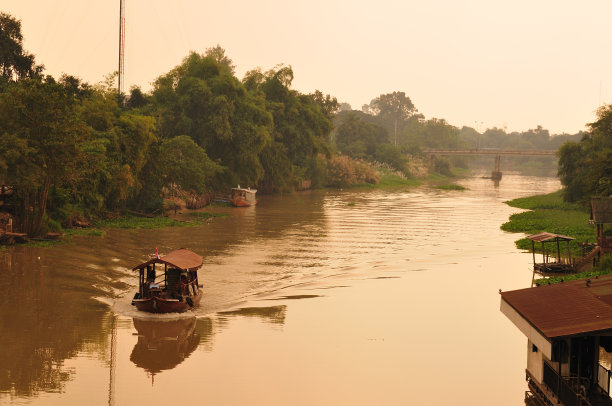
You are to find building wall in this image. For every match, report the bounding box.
[527,339,544,383]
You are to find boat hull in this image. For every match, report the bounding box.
[230,197,256,207]
[133,291,203,314]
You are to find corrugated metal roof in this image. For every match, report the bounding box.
[501,274,612,339]
[526,232,575,242]
[591,198,612,224]
[132,249,203,271]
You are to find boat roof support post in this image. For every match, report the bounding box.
[557,239,561,263]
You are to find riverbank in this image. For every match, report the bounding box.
[502,190,612,284]
[24,211,226,248]
[10,165,464,248]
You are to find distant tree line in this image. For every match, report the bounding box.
[0,12,600,236]
[335,92,583,177]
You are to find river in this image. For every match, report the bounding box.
[0,173,561,405]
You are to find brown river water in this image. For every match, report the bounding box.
[0,173,561,405]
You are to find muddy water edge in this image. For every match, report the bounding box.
[0,173,562,405]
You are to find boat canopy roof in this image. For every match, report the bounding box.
[132,249,203,271]
[526,232,574,243]
[231,186,257,193]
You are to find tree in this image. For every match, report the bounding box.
[335,112,388,159]
[520,125,550,149]
[366,91,416,146]
[152,51,272,188]
[243,65,334,191]
[338,102,352,112]
[158,135,223,194]
[310,90,339,120]
[0,13,42,81]
[126,86,148,109]
[0,78,91,235]
[205,44,236,74]
[558,104,612,202]
[557,142,587,202]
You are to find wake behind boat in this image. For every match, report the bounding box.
[131,249,203,313]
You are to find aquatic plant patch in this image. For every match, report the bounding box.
[503,191,594,256]
[435,184,467,191]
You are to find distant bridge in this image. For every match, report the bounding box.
[423,149,557,157]
[423,149,557,181]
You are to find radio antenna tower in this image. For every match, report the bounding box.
[118,0,126,95]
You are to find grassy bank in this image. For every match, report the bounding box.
[503,190,612,284]
[24,211,225,248]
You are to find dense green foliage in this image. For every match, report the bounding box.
[557,105,612,202]
[335,112,388,159]
[0,12,42,81]
[152,51,272,188]
[243,66,335,191]
[0,76,92,235]
[0,14,369,237]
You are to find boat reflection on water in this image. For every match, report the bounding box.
[129,307,287,378]
[130,317,202,375]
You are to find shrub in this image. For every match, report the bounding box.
[326,155,357,187]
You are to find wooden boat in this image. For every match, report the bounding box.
[230,185,257,207]
[131,249,203,313]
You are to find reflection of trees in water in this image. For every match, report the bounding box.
[253,191,328,238]
[218,305,287,325]
[0,248,110,397]
[198,191,329,259]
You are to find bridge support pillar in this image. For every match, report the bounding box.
[491,155,502,181]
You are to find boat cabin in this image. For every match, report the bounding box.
[230,185,257,207]
[501,276,612,406]
[528,232,576,275]
[131,249,203,313]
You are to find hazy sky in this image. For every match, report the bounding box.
[3,0,612,134]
